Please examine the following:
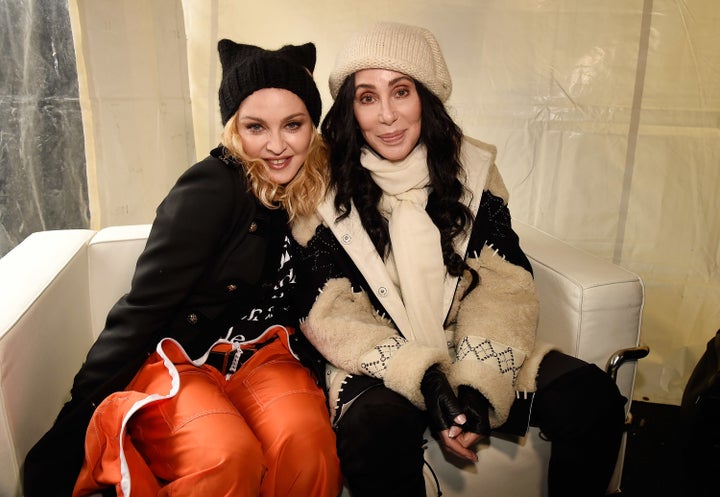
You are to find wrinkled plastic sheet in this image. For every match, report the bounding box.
[0,0,89,257]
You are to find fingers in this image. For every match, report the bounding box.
[439,392,464,425]
[448,427,484,450]
[457,385,491,438]
[448,425,462,439]
[438,429,479,462]
[455,431,483,448]
[448,413,467,439]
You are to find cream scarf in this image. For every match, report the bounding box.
[360,145,448,351]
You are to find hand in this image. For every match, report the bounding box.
[421,365,478,460]
[435,386,490,462]
[420,365,465,434]
[457,385,491,439]
[437,428,481,462]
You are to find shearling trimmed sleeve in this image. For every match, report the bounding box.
[448,246,539,426]
[301,277,449,408]
[445,182,540,426]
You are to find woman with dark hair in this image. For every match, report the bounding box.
[291,21,627,497]
[24,40,341,497]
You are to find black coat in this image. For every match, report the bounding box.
[23,147,317,496]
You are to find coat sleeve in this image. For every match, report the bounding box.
[69,158,250,403]
[447,187,540,427]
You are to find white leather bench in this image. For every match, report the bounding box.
[0,221,645,496]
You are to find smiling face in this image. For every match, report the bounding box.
[235,88,314,185]
[352,68,422,162]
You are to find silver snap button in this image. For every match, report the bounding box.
[341,233,352,244]
[378,286,388,296]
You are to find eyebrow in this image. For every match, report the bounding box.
[238,112,308,123]
[355,75,414,91]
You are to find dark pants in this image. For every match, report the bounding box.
[334,351,627,497]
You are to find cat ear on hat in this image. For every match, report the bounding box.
[217,39,262,70]
[278,42,317,73]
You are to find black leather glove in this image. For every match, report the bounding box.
[457,385,491,437]
[421,364,464,434]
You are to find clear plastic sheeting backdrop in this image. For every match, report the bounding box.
[0,0,89,257]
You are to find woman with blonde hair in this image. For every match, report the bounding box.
[24,39,341,497]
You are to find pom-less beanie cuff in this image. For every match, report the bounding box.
[218,39,322,126]
[329,22,452,102]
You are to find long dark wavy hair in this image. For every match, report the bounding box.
[321,73,475,280]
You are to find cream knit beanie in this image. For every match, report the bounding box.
[329,22,452,102]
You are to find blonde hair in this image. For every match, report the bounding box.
[221,113,328,221]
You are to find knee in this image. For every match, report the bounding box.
[270,396,336,450]
[196,426,265,476]
[534,364,627,440]
[278,416,338,463]
[336,387,426,455]
[334,387,427,493]
[263,398,338,469]
[263,408,342,492]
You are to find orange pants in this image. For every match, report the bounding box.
[77,327,342,497]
